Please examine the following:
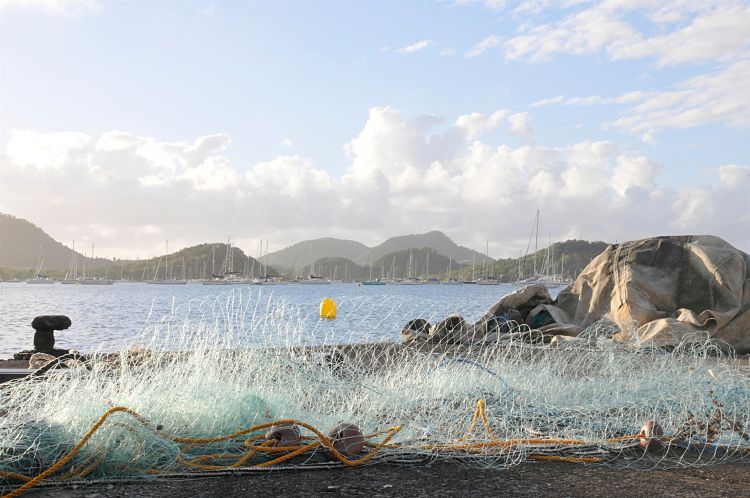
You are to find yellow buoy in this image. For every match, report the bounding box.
[320,297,337,319]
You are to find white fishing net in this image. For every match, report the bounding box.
[1,289,748,492]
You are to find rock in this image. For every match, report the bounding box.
[555,235,750,353]
[429,315,468,344]
[473,309,525,338]
[28,352,56,369]
[538,323,583,337]
[30,315,71,354]
[121,344,154,366]
[401,319,431,343]
[481,285,553,322]
[62,358,86,369]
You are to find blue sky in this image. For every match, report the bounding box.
[1,0,748,258]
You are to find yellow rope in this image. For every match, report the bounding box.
[0,472,31,484]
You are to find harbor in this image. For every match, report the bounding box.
[1,234,749,497]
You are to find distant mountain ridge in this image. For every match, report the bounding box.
[354,231,476,266]
[265,237,368,271]
[0,212,610,282]
[265,230,477,272]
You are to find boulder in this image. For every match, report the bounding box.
[555,235,750,353]
[481,285,553,322]
[28,352,56,370]
[400,319,431,343]
[428,315,468,344]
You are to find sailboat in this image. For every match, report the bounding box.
[77,242,114,285]
[362,250,386,285]
[203,238,245,284]
[297,243,330,284]
[515,210,570,289]
[462,250,477,284]
[60,241,79,284]
[396,249,425,284]
[341,262,354,283]
[146,240,187,284]
[477,241,500,285]
[441,255,462,285]
[26,246,55,284]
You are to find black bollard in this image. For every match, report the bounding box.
[30,315,71,354]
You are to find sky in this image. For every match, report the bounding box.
[0,0,748,259]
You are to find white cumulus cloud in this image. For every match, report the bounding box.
[1,108,748,257]
[465,35,502,58]
[0,0,99,15]
[395,40,434,54]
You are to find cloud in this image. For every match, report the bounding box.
[2,108,748,257]
[612,59,750,132]
[531,59,750,134]
[282,138,293,149]
[395,40,434,54]
[465,35,502,57]
[0,0,99,15]
[455,110,508,139]
[504,2,750,66]
[7,130,91,170]
[611,3,750,67]
[531,91,646,108]
[507,112,533,138]
[505,5,639,62]
[454,0,507,11]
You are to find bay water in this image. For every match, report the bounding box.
[0,282,536,357]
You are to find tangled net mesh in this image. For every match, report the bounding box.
[1,289,749,492]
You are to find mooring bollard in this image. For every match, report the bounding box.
[13,315,73,360]
[31,315,72,353]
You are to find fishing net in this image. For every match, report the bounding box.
[1,289,749,494]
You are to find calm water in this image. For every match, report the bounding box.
[0,282,537,357]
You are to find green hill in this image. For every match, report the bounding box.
[113,243,277,281]
[370,248,452,280]
[489,240,610,282]
[0,213,108,277]
[293,257,365,280]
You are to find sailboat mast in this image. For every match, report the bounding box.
[484,240,491,277]
[165,240,169,280]
[533,210,539,276]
